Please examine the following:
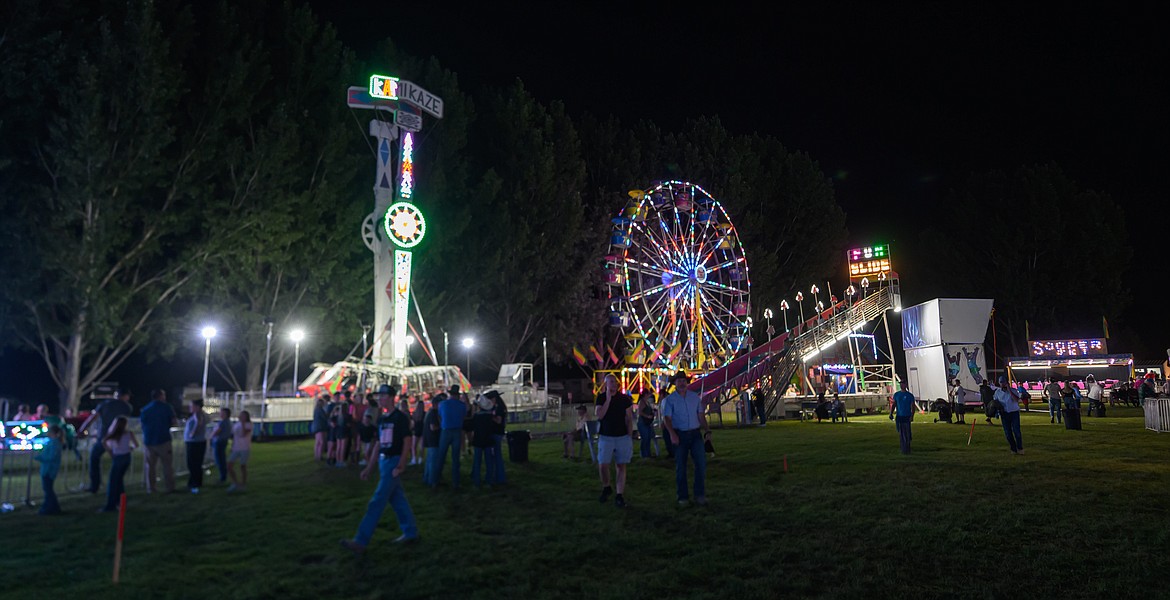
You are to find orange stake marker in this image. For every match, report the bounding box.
[967,420,977,446]
[113,493,127,583]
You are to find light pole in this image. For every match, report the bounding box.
[290,329,305,397]
[261,318,274,400]
[443,330,449,367]
[462,337,475,384]
[764,308,774,340]
[795,292,805,327]
[201,326,217,400]
[779,300,790,332]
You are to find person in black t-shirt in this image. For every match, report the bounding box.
[341,384,420,554]
[471,396,497,488]
[595,374,634,508]
[486,390,508,485]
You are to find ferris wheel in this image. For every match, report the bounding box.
[604,180,751,372]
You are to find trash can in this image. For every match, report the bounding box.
[506,430,531,463]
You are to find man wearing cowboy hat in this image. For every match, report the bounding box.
[661,371,709,506]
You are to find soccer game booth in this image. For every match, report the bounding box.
[1006,337,1134,401]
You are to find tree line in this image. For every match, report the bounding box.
[0,0,1131,410]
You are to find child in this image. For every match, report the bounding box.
[358,414,377,466]
[470,396,497,488]
[227,410,253,493]
[563,404,588,459]
[101,416,138,512]
[208,408,233,484]
[35,424,64,515]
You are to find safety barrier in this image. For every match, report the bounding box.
[1,421,203,514]
[1143,398,1170,432]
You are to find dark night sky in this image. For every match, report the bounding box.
[3,2,1166,408]
[309,1,1165,326]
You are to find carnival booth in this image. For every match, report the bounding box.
[901,298,994,403]
[1006,337,1133,393]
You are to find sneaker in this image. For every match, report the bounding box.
[615,494,626,508]
[599,486,612,504]
[340,539,367,555]
[695,497,709,506]
[392,534,421,545]
[227,484,238,493]
[358,460,367,466]
[190,488,200,495]
[1017,449,1025,455]
[678,499,690,507]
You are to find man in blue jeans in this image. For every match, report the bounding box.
[435,387,467,490]
[661,371,709,506]
[893,381,915,454]
[994,376,1025,455]
[77,389,132,493]
[342,384,419,554]
[486,390,507,485]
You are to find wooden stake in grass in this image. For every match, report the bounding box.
[113,492,127,583]
[967,420,977,446]
[783,454,788,473]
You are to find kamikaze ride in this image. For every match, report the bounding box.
[354,74,443,366]
[604,181,751,380]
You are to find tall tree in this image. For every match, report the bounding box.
[923,163,1131,356]
[0,0,236,410]
[464,81,599,370]
[187,2,369,392]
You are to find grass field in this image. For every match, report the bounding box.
[6,408,1170,599]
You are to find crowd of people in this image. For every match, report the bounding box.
[23,388,256,517]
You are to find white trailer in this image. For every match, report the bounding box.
[902,298,994,404]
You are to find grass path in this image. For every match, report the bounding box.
[7,408,1170,599]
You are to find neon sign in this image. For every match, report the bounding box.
[383,202,426,249]
[369,74,400,100]
[1030,339,1107,358]
[4,421,49,451]
[848,244,891,279]
[399,132,414,199]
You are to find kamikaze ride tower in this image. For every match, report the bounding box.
[348,74,444,366]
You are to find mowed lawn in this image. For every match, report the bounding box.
[6,408,1170,599]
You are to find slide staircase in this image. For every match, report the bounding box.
[689,285,898,415]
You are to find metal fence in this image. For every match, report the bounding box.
[1,420,200,514]
[1144,398,1170,432]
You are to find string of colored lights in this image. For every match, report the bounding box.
[398,132,414,200]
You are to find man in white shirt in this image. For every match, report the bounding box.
[949,379,968,424]
[1085,375,1105,416]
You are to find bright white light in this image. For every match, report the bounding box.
[461,337,475,348]
[894,306,902,313]
[764,309,774,319]
[404,335,415,347]
[290,329,305,342]
[201,326,217,340]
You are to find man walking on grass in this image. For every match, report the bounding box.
[595,374,634,508]
[893,381,915,454]
[994,376,1025,455]
[342,384,420,554]
[662,371,709,506]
